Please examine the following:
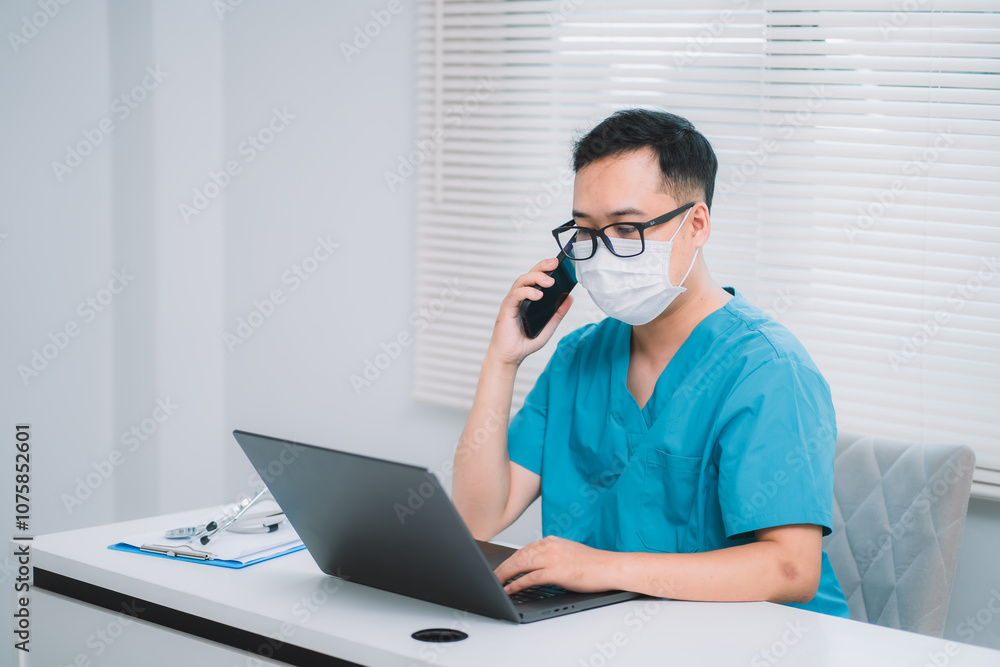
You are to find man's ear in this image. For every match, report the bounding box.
[689,202,711,248]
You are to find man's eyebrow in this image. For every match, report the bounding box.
[571,207,646,220]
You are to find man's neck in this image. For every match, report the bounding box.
[630,276,733,363]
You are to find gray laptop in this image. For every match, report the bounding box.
[233,429,639,623]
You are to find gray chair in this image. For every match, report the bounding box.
[823,431,976,637]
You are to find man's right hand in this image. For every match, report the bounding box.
[486,257,574,367]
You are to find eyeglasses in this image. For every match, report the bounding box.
[552,202,696,261]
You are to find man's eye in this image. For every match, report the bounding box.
[575,228,596,240]
[610,225,639,237]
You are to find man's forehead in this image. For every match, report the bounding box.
[571,205,649,220]
[571,181,679,219]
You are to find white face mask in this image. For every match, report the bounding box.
[575,208,698,326]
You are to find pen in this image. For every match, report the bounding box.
[140,543,215,561]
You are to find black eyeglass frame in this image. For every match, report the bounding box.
[551,202,697,260]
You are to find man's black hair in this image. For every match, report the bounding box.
[573,109,718,211]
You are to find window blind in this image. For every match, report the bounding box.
[413,0,1000,499]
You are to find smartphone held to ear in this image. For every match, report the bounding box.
[518,253,577,339]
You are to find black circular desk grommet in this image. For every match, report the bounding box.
[411,628,469,643]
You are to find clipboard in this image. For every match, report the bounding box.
[109,522,305,569]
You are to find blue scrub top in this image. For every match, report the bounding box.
[507,288,850,618]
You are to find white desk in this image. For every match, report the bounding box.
[25,508,1000,667]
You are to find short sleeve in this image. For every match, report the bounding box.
[716,358,837,539]
[506,356,553,476]
[506,326,593,476]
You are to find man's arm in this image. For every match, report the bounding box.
[452,357,541,540]
[494,524,823,604]
[452,258,572,541]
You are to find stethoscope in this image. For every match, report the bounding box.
[164,487,286,544]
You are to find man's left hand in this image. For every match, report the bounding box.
[494,535,617,595]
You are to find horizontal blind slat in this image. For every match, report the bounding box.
[414,3,1000,463]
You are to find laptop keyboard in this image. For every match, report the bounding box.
[507,583,569,605]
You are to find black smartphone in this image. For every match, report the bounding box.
[518,252,577,339]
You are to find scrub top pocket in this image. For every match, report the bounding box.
[637,448,702,553]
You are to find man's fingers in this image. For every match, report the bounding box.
[493,554,522,586]
[500,259,561,316]
[502,286,543,314]
[502,569,546,595]
[530,257,559,274]
[515,285,544,302]
[515,270,555,290]
[494,545,537,584]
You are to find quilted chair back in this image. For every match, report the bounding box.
[823,432,975,636]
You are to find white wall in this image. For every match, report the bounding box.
[0,0,544,534]
[944,499,1000,649]
[214,0,539,548]
[0,0,993,661]
[1,0,116,535]
[2,2,116,664]
[219,0,464,491]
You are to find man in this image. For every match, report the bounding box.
[452,109,849,617]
